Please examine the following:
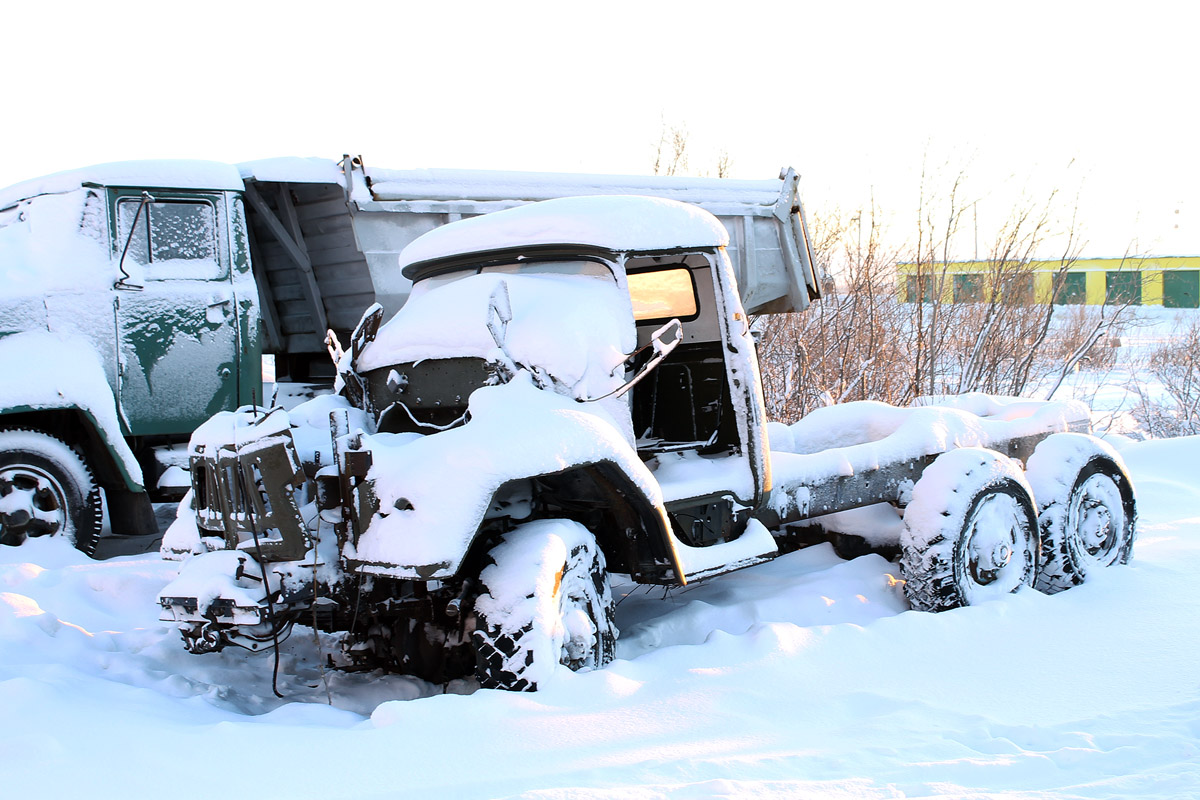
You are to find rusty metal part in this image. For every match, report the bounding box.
[329,408,379,547]
[190,421,311,561]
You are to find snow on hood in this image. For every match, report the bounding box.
[357,269,636,401]
[351,373,660,578]
[397,195,729,274]
[0,160,243,209]
[0,189,114,294]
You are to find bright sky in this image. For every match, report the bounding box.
[3,0,1196,258]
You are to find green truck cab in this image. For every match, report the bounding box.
[0,162,260,552]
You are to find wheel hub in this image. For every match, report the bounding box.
[1072,475,1122,559]
[965,492,1028,588]
[970,542,1014,585]
[1079,502,1114,553]
[560,601,597,667]
[0,466,68,542]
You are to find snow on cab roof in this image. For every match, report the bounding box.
[237,157,346,185]
[0,159,244,209]
[398,195,730,275]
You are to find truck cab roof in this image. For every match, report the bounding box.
[398,195,731,279]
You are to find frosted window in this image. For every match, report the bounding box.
[117,199,222,280]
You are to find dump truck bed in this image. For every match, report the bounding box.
[239,157,819,366]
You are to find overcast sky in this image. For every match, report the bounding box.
[3,1,1195,258]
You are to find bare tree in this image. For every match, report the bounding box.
[652,119,732,178]
[653,122,690,177]
[716,150,732,179]
[1131,315,1200,436]
[755,166,1135,423]
[1041,249,1149,400]
[650,134,1142,428]
[755,200,910,421]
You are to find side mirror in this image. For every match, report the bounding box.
[486,281,512,350]
[332,304,384,411]
[350,303,384,363]
[484,280,525,383]
[584,318,682,402]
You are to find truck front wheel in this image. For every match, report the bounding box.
[901,448,1038,612]
[1025,433,1136,594]
[0,430,102,556]
[473,519,617,691]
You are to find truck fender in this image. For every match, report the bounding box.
[480,460,681,585]
[0,332,143,491]
[347,375,686,583]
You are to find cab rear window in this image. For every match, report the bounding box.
[628,268,698,321]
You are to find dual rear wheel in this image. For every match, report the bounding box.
[900,435,1136,612]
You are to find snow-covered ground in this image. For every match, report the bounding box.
[1,432,1197,799]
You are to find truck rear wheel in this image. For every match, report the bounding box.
[1025,433,1136,594]
[0,430,102,556]
[901,448,1038,612]
[473,519,617,691]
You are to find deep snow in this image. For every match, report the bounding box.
[1,434,1197,799]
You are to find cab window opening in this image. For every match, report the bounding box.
[628,267,699,323]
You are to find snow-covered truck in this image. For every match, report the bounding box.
[157,195,1137,691]
[0,157,814,553]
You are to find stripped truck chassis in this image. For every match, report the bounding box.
[158,196,1131,690]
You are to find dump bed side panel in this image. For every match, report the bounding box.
[241,161,820,371]
[361,166,820,317]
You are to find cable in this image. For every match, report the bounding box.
[237,461,285,699]
[310,516,332,705]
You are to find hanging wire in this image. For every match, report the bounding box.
[308,514,333,705]
[237,460,284,699]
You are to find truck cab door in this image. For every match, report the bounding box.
[112,190,240,437]
[628,251,770,544]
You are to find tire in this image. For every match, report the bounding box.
[901,448,1039,612]
[1025,433,1136,594]
[473,519,617,691]
[0,430,102,556]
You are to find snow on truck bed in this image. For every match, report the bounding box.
[767,394,1088,508]
[2,435,1197,799]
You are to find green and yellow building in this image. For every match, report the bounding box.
[898,256,1200,308]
